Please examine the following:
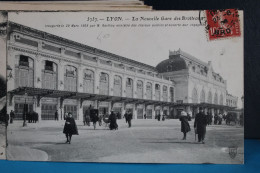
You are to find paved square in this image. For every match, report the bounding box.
[7,119,244,164]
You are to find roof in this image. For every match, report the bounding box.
[156,53,188,73]
[7,22,158,72]
[169,49,208,67]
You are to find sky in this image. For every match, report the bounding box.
[8,11,244,108]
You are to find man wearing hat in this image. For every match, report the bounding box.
[194,107,208,143]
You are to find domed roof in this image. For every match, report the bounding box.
[156,55,188,73]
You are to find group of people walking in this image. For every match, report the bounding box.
[179,107,208,143]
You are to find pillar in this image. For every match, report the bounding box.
[94,69,99,94]
[121,103,126,117]
[35,101,42,122]
[152,105,156,119]
[160,106,163,120]
[133,107,137,119]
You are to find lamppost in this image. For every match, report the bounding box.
[23,91,28,127]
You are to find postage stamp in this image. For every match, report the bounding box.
[205,9,241,40]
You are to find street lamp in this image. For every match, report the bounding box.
[23,91,28,127]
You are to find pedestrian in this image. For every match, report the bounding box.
[179,111,191,140]
[209,113,213,125]
[126,111,133,128]
[54,110,58,121]
[218,113,223,125]
[162,114,165,121]
[194,107,208,143]
[124,112,128,123]
[10,110,15,124]
[157,113,161,121]
[91,110,99,130]
[28,110,32,123]
[63,112,78,144]
[64,112,68,120]
[214,114,218,125]
[109,111,118,130]
[84,105,92,126]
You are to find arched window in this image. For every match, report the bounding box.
[99,72,109,95]
[114,75,122,97]
[146,82,152,100]
[136,80,143,99]
[126,78,133,98]
[64,65,77,91]
[214,92,218,104]
[155,84,161,101]
[200,89,205,103]
[220,94,224,105]
[163,86,168,102]
[207,91,212,103]
[192,88,198,103]
[15,55,34,88]
[170,87,174,102]
[42,60,57,90]
[83,69,94,94]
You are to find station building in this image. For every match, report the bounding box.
[226,92,238,108]
[6,22,232,121]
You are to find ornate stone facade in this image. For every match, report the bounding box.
[6,22,174,121]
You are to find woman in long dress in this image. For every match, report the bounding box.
[179,111,191,140]
[109,111,118,130]
[63,112,78,144]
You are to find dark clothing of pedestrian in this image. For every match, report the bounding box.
[91,113,99,129]
[194,112,207,143]
[55,111,58,121]
[214,115,218,125]
[144,114,146,119]
[180,115,191,140]
[157,114,161,121]
[109,112,118,130]
[10,111,15,124]
[126,113,133,128]
[124,113,128,123]
[84,108,91,126]
[63,116,78,143]
[180,116,191,133]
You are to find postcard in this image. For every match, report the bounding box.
[3,11,243,164]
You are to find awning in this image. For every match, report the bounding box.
[8,87,175,107]
[174,102,235,110]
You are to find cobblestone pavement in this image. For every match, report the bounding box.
[6,119,244,164]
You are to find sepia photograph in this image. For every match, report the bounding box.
[4,11,244,164]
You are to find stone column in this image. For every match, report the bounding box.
[109,72,114,96]
[35,100,42,122]
[78,100,83,123]
[58,61,65,91]
[160,106,163,120]
[152,82,156,101]
[94,69,99,94]
[152,105,156,119]
[122,75,126,97]
[133,105,137,119]
[77,65,83,93]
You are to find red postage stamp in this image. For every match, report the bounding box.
[205,9,241,41]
